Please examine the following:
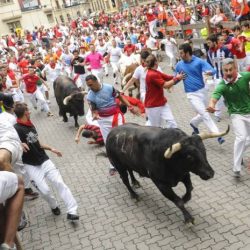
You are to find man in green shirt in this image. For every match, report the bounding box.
[207,58,250,178]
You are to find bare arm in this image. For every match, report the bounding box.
[123,77,138,92]
[207,98,219,113]
[39,142,62,157]
[75,125,85,143]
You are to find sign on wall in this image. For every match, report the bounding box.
[18,0,41,11]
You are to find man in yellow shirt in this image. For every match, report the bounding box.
[241,22,250,67]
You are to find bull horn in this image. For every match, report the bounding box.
[63,95,72,105]
[198,125,230,140]
[164,142,181,159]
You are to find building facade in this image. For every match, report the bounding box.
[0,0,90,34]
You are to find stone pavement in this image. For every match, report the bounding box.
[19,60,250,250]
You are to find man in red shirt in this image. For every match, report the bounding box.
[145,6,158,38]
[124,39,136,56]
[145,54,185,127]
[20,66,53,117]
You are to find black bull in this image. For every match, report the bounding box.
[53,76,86,128]
[106,124,229,224]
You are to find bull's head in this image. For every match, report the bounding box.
[63,91,87,116]
[164,126,230,180]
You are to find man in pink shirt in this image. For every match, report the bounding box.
[85,44,104,82]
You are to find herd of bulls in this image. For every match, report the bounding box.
[52,75,230,225]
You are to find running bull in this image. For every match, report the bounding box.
[106,124,229,224]
[53,75,87,128]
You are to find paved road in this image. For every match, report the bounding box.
[20,60,250,250]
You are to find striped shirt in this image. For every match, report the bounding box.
[83,125,103,145]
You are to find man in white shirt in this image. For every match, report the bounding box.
[108,40,122,84]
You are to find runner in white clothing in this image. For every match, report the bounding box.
[108,40,122,85]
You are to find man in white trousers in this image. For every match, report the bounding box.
[86,74,138,175]
[14,103,79,221]
[20,66,53,117]
[175,43,225,144]
[207,58,250,178]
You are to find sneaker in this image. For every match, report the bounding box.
[67,213,79,221]
[109,168,117,176]
[17,211,27,231]
[105,73,108,77]
[0,243,17,250]
[113,73,116,78]
[190,123,199,135]
[24,188,39,200]
[47,112,54,117]
[233,171,241,178]
[34,106,37,110]
[51,207,61,216]
[215,116,221,122]
[46,100,51,104]
[217,137,225,145]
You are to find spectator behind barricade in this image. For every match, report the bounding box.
[210,7,228,26]
[176,0,186,24]
[231,0,250,22]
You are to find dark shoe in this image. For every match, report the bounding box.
[113,73,116,78]
[18,211,28,231]
[51,207,61,216]
[215,116,221,122]
[109,168,117,176]
[67,213,79,221]
[190,123,199,135]
[217,137,225,145]
[233,171,241,178]
[24,188,39,200]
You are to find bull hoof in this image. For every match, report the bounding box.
[185,217,195,226]
[182,194,191,204]
[132,181,141,189]
[130,192,140,201]
[63,117,68,122]
[75,124,79,129]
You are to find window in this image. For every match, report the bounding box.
[0,0,13,4]
[7,21,21,32]
[67,13,71,21]
[47,14,54,24]
[60,15,65,23]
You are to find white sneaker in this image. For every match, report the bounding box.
[0,243,17,250]
[46,100,50,104]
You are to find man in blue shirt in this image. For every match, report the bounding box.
[175,43,225,144]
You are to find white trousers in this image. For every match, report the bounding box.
[187,88,219,133]
[149,20,158,38]
[206,79,224,118]
[145,103,177,128]
[165,51,176,67]
[24,159,78,214]
[110,62,119,83]
[236,57,247,72]
[97,114,124,144]
[27,89,50,113]
[231,114,250,172]
[0,171,18,204]
[246,52,250,67]
[91,68,104,83]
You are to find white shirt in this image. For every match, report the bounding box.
[0,112,20,143]
[96,44,108,56]
[108,47,122,63]
[42,63,62,82]
[146,37,157,49]
[161,38,177,54]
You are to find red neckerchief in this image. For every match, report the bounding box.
[50,63,56,69]
[210,45,219,53]
[17,118,34,127]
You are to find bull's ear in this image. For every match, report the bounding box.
[164,143,181,159]
[63,95,72,105]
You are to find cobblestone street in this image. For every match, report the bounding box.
[20,62,250,250]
